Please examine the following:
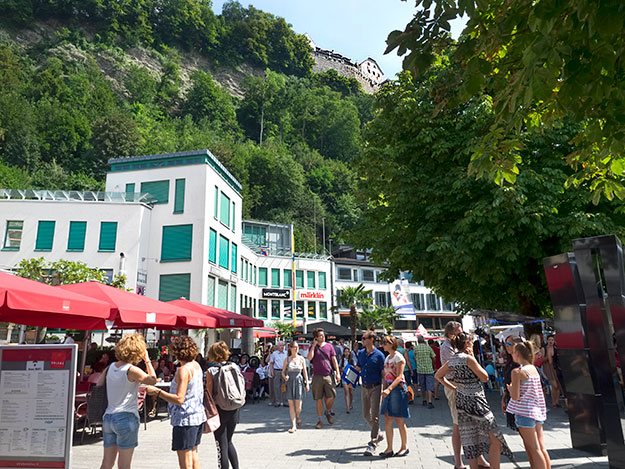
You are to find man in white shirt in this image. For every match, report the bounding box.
[269,341,288,406]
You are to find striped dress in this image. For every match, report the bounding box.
[506,365,547,421]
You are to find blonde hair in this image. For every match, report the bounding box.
[208,341,230,363]
[115,333,147,363]
[514,340,535,363]
[383,335,398,351]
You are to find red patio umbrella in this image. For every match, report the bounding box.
[0,271,110,329]
[253,327,277,339]
[58,281,204,329]
[169,298,264,328]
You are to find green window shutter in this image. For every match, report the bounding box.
[161,225,193,262]
[217,280,228,310]
[271,268,280,287]
[307,271,315,288]
[173,179,185,214]
[231,202,236,231]
[141,180,170,204]
[318,272,327,289]
[98,222,118,252]
[283,269,292,288]
[231,243,238,273]
[214,186,219,218]
[219,192,230,227]
[67,221,87,251]
[208,229,217,264]
[206,276,216,307]
[218,235,229,269]
[259,268,268,287]
[125,183,135,202]
[295,270,304,288]
[35,221,55,251]
[158,273,190,302]
[230,284,237,312]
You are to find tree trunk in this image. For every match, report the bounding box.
[350,304,357,350]
[35,326,47,344]
[203,330,209,356]
[259,104,264,146]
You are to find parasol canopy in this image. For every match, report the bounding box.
[168,298,264,328]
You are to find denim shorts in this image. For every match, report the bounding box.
[172,424,203,451]
[515,414,545,428]
[380,384,410,419]
[103,412,140,449]
[417,373,435,392]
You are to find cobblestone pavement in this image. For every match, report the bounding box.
[72,386,608,468]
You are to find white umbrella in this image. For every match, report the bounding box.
[495,325,524,342]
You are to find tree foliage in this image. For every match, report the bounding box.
[386,0,625,201]
[354,67,625,316]
[335,284,372,348]
[358,306,398,333]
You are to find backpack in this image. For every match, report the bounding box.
[214,363,246,411]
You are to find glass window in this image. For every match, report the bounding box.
[231,243,237,273]
[375,291,389,307]
[98,222,117,252]
[231,201,236,231]
[67,221,87,252]
[258,299,268,319]
[3,220,23,251]
[218,235,229,269]
[254,266,257,285]
[206,275,216,306]
[296,301,305,318]
[219,192,230,227]
[125,183,135,201]
[318,272,327,289]
[412,293,425,311]
[173,179,185,214]
[214,186,219,218]
[283,302,293,319]
[362,270,375,282]
[208,229,217,264]
[141,180,169,204]
[283,269,292,288]
[158,273,190,302]
[419,317,434,329]
[308,301,316,319]
[337,268,351,281]
[217,280,228,310]
[320,302,328,319]
[230,284,237,313]
[426,293,440,310]
[258,268,268,287]
[271,300,281,319]
[295,270,304,288]
[35,220,55,251]
[442,300,454,311]
[307,271,315,289]
[271,268,280,287]
[161,225,193,262]
[248,263,252,283]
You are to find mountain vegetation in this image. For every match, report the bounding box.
[0,0,373,251]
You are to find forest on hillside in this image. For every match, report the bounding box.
[0,0,375,252]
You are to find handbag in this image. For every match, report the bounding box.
[281,381,286,393]
[405,383,415,402]
[203,385,221,434]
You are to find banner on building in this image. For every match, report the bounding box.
[390,279,416,320]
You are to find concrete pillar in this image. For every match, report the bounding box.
[241,307,254,356]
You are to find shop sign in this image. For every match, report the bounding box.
[262,289,291,300]
[296,290,327,301]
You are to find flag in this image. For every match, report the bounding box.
[260,249,268,256]
[390,279,416,320]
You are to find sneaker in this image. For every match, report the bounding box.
[428,403,435,409]
[315,420,323,429]
[364,444,375,456]
[422,400,427,406]
[325,411,334,425]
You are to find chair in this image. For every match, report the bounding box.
[81,392,105,444]
[137,389,148,430]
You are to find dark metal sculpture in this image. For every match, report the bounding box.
[544,235,625,466]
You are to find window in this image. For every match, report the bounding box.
[442,300,454,311]
[283,302,293,319]
[295,270,304,288]
[271,300,281,319]
[230,285,237,313]
[173,179,185,214]
[125,183,135,201]
[296,301,304,318]
[98,222,117,252]
[158,273,190,302]
[248,263,252,283]
[427,293,440,310]
[258,299,268,319]
[218,235,229,269]
[337,267,351,281]
[253,267,257,285]
[231,201,236,231]
[219,192,230,227]
[208,229,217,264]
[214,186,219,218]
[161,225,193,262]
[243,224,267,246]
[362,269,375,282]
[283,269,292,288]
[258,268,268,287]
[412,293,425,311]
[3,221,23,251]
[375,291,391,307]
[101,269,114,284]
[308,301,316,319]
[307,271,315,289]
[318,272,327,289]
[271,268,280,287]
[231,243,237,273]
[35,220,55,251]
[320,302,328,319]
[206,276,216,306]
[67,221,87,252]
[141,180,169,204]
[217,280,228,310]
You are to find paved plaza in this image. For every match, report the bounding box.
[72,387,608,468]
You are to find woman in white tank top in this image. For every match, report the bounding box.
[97,333,157,469]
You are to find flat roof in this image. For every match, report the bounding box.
[108,149,242,194]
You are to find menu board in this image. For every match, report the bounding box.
[0,345,77,469]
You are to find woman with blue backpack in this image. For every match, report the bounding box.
[207,341,246,469]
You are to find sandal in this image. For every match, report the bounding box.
[288,428,296,433]
[296,417,302,427]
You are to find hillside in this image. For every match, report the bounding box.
[0,0,376,252]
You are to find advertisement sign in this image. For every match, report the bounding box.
[261,289,291,300]
[390,279,416,320]
[0,344,77,469]
[296,290,327,301]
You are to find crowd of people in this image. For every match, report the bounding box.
[92,321,563,469]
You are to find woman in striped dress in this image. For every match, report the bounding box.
[506,340,550,469]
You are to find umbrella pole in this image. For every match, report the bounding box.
[18,324,26,343]
[79,331,91,382]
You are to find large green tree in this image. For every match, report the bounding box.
[335,284,372,349]
[354,67,625,316]
[386,0,625,201]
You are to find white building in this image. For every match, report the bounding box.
[358,57,384,84]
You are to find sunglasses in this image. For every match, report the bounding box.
[506,341,514,346]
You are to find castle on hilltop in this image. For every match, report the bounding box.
[306,35,385,94]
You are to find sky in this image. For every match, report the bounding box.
[211,0,466,79]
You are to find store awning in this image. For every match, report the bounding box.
[168,298,264,328]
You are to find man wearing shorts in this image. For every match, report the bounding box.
[415,335,436,408]
[308,328,340,429]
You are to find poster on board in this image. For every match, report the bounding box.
[0,344,77,469]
